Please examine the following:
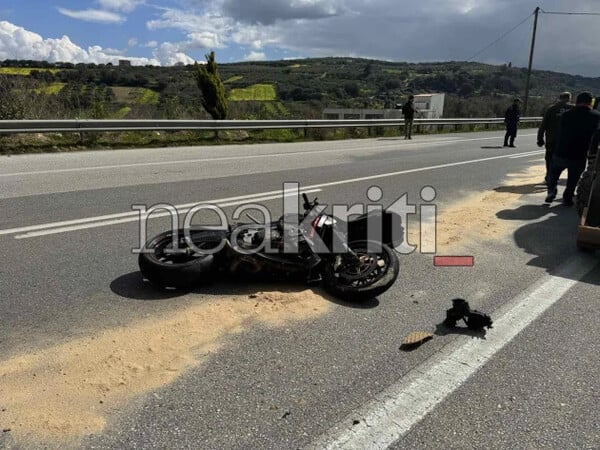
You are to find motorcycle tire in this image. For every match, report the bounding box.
[322,240,399,302]
[139,229,226,289]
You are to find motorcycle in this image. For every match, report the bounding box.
[139,194,401,302]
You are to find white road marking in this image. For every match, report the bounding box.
[12,189,322,239]
[0,134,536,177]
[301,148,539,191]
[310,254,598,450]
[0,190,311,236]
[509,150,544,159]
[1,147,540,239]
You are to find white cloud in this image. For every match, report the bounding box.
[97,0,145,12]
[128,37,138,47]
[147,8,230,33]
[57,8,125,24]
[152,42,195,65]
[145,40,158,48]
[244,51,266,61]
[187,31,224,49]
[0,21,195,66]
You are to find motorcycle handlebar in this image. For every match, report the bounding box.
[302,193,318,211]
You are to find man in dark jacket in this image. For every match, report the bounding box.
[537,92,574,183]
[402,95,416,140]
[546,92,600,205]
[504,98,521,147]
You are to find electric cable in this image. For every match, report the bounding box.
[466,13,534,62]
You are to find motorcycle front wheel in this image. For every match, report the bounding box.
[138,229,227,289]
[322,241,399,302]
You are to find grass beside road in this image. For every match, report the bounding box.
[0,123,532,155]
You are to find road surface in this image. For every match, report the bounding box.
[0,130,598,449]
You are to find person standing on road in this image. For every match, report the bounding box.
[546,92,600,206]
[503,98,521,147]
[537,92,574,183]
[402,95,416,140]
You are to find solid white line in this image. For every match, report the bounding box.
[0,134,536,177]
[0,190,309,236]
[302,149,539,191]
[0,148,541,239]
[509,150,544,159]
[13,190,322,239]
[311,254,598,450]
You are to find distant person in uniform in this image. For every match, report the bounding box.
[545,92,600,206]
[402,95,416,140]
[537,92,574,183]
[503,98,521,147]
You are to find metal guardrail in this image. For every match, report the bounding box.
[0,117,542,134]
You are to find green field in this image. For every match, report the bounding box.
[263,101,289,117]
[111,87,160,104]
[229,83,276,101]
[34,83,66,95]
[0,67,62,75]
[223,75,243,84]
[138,88,160,104]
[111,106,132,119]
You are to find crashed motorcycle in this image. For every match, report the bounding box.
[139,194,401,302]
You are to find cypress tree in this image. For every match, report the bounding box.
[194,51,227,120]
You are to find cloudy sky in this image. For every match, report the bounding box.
[1,0,599,75]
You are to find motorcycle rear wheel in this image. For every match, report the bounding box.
[323,241,399,302]
[138,229,226,289]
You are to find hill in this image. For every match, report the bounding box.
[2,57,600,121]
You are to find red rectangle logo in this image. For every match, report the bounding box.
[434,256,474,267]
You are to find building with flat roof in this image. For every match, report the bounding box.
[323,93,445,120]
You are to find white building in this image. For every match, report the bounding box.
[322,93,445,120]
[412,93,445,119]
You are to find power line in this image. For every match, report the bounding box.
[541,10,600,16]
[466,13,533,62]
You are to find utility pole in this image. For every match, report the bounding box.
[523,6,540,115]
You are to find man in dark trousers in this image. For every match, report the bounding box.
[537,92,574,183]
[504,98,521,147]
[546,92,600,206]
[402,95,416,140]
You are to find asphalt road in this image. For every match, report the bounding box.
[0,130,598,449]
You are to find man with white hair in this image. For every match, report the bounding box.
[538,92,574,183]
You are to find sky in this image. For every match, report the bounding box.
[1,0,600,76]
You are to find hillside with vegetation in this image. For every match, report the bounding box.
[2,57,600,126]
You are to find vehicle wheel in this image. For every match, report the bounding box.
[323,241,399,302]
[138,229,226,289]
